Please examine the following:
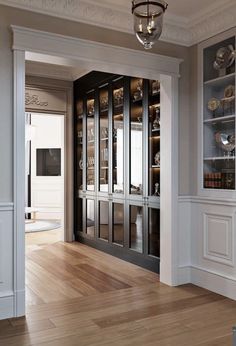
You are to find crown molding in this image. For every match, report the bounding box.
[2,0,236,46]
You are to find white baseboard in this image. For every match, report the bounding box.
[0,292,14,319]
[14,289,25,317]
[177,265,191,285]
[191,266,236,300]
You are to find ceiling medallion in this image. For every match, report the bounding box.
[132,0,168,49]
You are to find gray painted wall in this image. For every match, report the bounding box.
[0,4,191,202]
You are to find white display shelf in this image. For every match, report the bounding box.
[204,156,236,161]
[204,115,236,124]
[204,72,235,86]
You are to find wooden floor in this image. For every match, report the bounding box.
[0,233,235,345]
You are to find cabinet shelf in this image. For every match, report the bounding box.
[114,103,124,109]
[204,156,235,161]
[132,97,143,103]
[100,104,124,113]
[100,108,108,113]
[150,90,160,96]
[204,115,235,124]
[149,103,160,108]
[204,72,235,86]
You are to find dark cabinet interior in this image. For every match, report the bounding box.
[74,71,161,272]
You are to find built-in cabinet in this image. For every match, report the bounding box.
[74,72,161,272]
[202,36,236,191]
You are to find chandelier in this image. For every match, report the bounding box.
[132,0,168,50]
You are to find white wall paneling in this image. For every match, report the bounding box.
[203,212,234,267]
[0,204,14,319]
[179,196,236,300]
[177,198,192,285]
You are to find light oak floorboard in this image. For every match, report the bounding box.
[0,232,235,345]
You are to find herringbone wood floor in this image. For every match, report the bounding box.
[0,232,235,345]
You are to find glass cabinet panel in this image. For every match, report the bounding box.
[76,98,83,191]
[203,37,236,190]
[86,93,95,191]
[99,87,109,192]
[148,80,160,196]
[86,199,95,237]
[76,198,83,233]
[130,205,143,253]
[113,203,124,245]
[112,78,124,194]
[148,208,160,258]
[130,77,143,195]
[99,201,109,241]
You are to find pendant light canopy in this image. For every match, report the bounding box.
[132,0,168,49]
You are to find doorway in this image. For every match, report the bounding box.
[25,113,65,249]
[12,25,180,317]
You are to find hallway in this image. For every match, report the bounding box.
[0,240,235,345]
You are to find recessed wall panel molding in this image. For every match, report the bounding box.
[0,220,3,284]
[203,212,234,267]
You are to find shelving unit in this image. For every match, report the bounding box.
[74,71,161,272]
[202,35,236,191]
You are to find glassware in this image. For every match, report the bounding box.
[153,107,160,129]
[153,182,160,196]
[133,80,143,100]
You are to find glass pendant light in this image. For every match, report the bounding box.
[132,0,168,49]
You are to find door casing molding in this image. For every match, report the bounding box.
[12,25,182,317]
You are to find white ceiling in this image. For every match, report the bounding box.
[160,0,222,18]
[87,0,229,21]
[1,0,236,46]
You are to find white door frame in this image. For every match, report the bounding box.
[12,25,182,317]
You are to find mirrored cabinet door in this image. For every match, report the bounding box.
[86,199,95,237]
[99,86,109,193]
[130,77,143,196]
[86,93,95,191]
[99,200,109,241]
[148,80,160,197]
[112,202,124,246]
[112,78,124,194]
[129,205,143,253]
[148,207,160,258]
[203,37,236,190]
[76,98,84,191]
